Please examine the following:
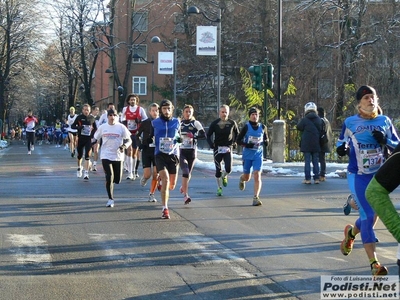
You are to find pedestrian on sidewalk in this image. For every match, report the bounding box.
[152,99,180,219]
[337,85,399,276]
[297,102,321,184]
[23,109,38,155]
[136,103,160,203]
[93,108,132,208]
[178,104,206,205]
[317,107,332,182]
[236,107,269,206]
[206,104,240,196]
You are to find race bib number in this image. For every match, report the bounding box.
[360,148,383,173]
[180,133,194,149]
[127,120,137,131]
[159,137,174,154]
[247,135,262,150]
[218,146,230,154]
[81,125,92,136]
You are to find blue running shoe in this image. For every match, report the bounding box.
[343,194,352,215]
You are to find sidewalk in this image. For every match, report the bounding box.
[196,149,348,178]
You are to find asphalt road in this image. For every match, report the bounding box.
[0,140,399,300]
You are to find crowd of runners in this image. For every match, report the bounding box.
[20,86,400,277]
[21,94,269,219]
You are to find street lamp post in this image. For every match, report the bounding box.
[133,53,155,102]
[173,39,177,109]
[277,0,282,120]
[105,68,124,105]
[187,5,222,113]
[151,36,177,108]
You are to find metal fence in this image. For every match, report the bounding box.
[285,126,347,163]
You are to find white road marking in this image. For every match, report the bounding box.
[89,233,147,264]
[318,230,398,261]
[318,230,343,240]
[88,234,128,259]
[376,245,398,260]
[167,232,249,274]
[166,232,282,296]
[7,234,52,268]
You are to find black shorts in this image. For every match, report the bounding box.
[130,134,138,148]
[142,146,156,168]
[155,153,179,174]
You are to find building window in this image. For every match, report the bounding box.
[318,79,333,99]
[316,50,332,68]
[174,13,185,33]
[133,45,147,63]
[133,12,148,31]
[133,76,147,95]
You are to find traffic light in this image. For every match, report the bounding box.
[266,63,274,89]
[248,64,263,91]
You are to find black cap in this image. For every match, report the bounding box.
[356,85,376,102]
[160,99,173,107]
[107,109,118,116]
[248,107,259,117]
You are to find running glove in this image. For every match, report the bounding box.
[336,142,349,157]
[372,130,386,145]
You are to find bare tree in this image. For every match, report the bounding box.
[51,0,103,108]
[0,0,42,134]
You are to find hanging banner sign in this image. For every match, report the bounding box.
[196,26,217,56]
[158,52,174,74]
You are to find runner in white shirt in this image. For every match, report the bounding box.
[23,109,38,155]
[95,103,117,171]
[93,108,132,208]
[67,106,78,157]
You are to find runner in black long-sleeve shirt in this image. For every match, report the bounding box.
[136,103,159,202]
[71,104,97,180]
[206,104,240,196]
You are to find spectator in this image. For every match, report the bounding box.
[296,102,321,184]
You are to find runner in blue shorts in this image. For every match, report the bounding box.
[236,107,269,206]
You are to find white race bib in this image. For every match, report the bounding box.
[180,133,194,149]
[247,135,262,150]
[159,137,174,154]
[360,148,383,173]
[218,146,230,154]
[81,125,92,136]
[127,120,137,131]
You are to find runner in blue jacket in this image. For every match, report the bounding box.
[337,85,399,276]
